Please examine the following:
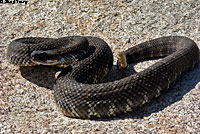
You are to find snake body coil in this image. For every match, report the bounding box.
[7,36,199,118]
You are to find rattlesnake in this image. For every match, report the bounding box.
[7,36,199,118]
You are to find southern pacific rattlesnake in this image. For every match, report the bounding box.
[7,36,199,118]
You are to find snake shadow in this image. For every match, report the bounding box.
[19,65,67,90]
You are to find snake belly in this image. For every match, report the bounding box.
[7,36,199,119]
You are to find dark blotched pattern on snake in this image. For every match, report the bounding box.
[7,36,199,118]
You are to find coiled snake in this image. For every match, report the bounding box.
[7,36,199,118]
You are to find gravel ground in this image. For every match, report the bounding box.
[1,0,200,133]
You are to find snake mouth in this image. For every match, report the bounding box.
[30,49,89,66]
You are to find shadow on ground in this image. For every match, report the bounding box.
[19,66,62,90]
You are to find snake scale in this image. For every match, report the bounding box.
[7,36,199,119]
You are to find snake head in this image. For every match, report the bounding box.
[31,50,61,65]
[31,49,89,66]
